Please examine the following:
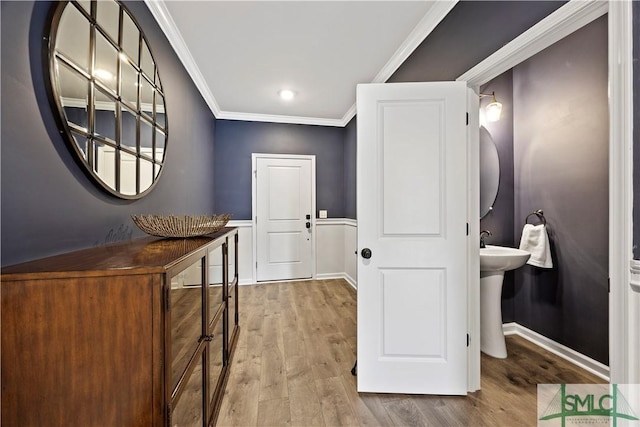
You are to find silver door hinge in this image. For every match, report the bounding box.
[466,223,469,236]
[466,112,469,126]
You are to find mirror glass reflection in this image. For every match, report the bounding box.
[57,5,90,72]
[49,0,168,199]
[479,126,500,219]
[96,0,119,41]
[170,260,203,392]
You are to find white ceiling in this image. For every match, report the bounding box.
[145,1,457,126]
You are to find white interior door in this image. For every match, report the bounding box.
[357,81,469,394]
[254,155,314,282]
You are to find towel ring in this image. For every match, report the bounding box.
[525,209,547,226]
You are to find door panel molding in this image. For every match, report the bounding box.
[251,153,316,283]
[357,81,468,395]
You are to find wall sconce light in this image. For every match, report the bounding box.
[480,91,502,122]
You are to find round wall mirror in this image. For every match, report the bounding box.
[46,0,168,199]
[479,126,500,219]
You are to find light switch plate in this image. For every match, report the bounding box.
[319,210,328,219]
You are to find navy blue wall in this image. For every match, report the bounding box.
[1,1,217,266]
[480,71,516,323]
[389,1,565,83]
[512,17,609,364]
[343,117,357,220]
[214,120,345,220]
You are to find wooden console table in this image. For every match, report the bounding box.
[1,227,239,426]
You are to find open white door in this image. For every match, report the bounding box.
[254,154,314,282]
[357,81,469,395]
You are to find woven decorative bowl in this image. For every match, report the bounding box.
[131,214,231,238]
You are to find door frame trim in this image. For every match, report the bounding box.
[457,0,633,387]
[251,153,317,284]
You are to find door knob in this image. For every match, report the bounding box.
[306,222,311,229]
[361,248,372,259]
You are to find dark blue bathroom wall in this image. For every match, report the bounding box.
[389,1,565,83]
[633,1,640,259]
[1,1,217,267]
[214,120,345,220]
[513,16,609,364]
[343,117,357,220]
[480,70,516,323]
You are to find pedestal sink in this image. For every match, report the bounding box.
[480,245,530,358]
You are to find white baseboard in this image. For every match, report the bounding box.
[315,272,341,280]
[502,322,609,381]
[314,272,356,289]
[238,273,357,291]
[343,273,357,290]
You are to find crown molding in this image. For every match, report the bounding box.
[143,0,221,116]
[457,0,607,88]
[340,0,457,125]
[340,103,357,127]
[372,0,457,85]
[145,0,456,128]
[217,110,345,128]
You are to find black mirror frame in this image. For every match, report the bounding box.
[44,0,168,200]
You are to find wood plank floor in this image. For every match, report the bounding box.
[216,279,605,427]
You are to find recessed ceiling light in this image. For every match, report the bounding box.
[279,89,296,101]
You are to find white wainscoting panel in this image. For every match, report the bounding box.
[228,220,254,285]
[235,218,357,287]
[316,219,346,279]
[344,219,357,288]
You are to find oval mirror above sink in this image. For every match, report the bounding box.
[479,126,499,219]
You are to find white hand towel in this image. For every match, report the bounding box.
[519,224,553,268]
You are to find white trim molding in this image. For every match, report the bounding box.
[315,273,357,291]
[340,0,458,126]
[227,219,252,228]
[457,0,607,88]
[503,323,610,381]
[343,218,357,228]
[316,218,353,226]
[145,0,456,128]
[630,260,640,293]
[218,111,345,128]
[608,0,635,386]
[143,0,222,117]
